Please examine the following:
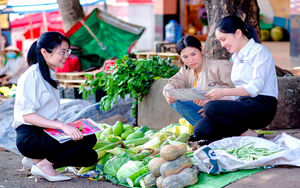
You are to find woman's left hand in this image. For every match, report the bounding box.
[205,88,222,100]
[61,123,84,141]
[193,99,211,106]
[197,108,205,117]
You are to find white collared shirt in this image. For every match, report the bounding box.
[12,63,60,128]
[231,38,278,100]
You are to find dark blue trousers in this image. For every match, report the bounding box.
[193,95,278,141]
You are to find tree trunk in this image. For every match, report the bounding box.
[203,0,260,60]
[57,0,85,32]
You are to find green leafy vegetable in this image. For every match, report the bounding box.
[79,55,179,116]
[103,151,132,177]
[116,160,145,184]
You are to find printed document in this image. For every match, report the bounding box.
[164,86,209,101]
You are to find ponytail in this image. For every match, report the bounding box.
[27,41,38,66]
[245,24,260,43]
[215,15,260,43]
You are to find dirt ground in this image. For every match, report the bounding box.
[1,129,300,188]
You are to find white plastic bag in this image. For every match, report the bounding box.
[193,133,300,174]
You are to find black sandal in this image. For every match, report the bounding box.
[197,139,213,146]
[188,134,200,142]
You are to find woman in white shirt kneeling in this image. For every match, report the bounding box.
[13,31,97,182]
[194,15,278,142]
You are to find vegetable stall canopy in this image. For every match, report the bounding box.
[0,0,106,14]
[65,8,145,70]
[10,11,64,39]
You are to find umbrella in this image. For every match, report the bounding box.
[11,11,64,39]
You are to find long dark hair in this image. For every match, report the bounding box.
[176,36,203,66]
[27,31,70,89]
[176,35,202,55]
[214,15,259,43]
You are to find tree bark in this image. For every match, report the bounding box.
[203,0,260,60]
[57,0,85,32]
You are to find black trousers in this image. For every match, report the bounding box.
[16,125,98,169]
[193,95,278,141]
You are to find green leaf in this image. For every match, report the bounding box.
[112,93,119,104]
[120,90,126,99]
[117,80,124,86]
[89,77,100,87]
[83,73,94,77]
[92,87,98,94]
[131,89,138,97]
[153,76,162,80]
[95,71,106,78]
[78,84,85,93]
[135,61,143,71]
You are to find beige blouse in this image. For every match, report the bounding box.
[163,57,234,97]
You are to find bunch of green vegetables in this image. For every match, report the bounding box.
[79,55,179,116]
[77,120,192,187]
[214,142,280,161]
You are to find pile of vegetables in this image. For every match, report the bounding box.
[142,143,200,188]
[213,142,280,161]
[77,120,194,187]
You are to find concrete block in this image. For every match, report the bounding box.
[138,78,182,130]
[267,76,300,129]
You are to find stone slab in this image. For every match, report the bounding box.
[268,76,300,129]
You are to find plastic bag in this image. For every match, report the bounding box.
[193,133,300,174]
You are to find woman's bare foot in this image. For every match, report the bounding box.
[34,159,59,176]
[240,129,258,137]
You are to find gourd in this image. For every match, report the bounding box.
[148,157,166,177]
[141,173,156,188]
[126,165,150,187]
[126,131,144,141]
[161,168,198,188]
[156,176,165,188]
[191,164,200,175]
[160,155,192,177]
[160,143,187,161]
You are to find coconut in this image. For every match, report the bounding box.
[270,26,284,41]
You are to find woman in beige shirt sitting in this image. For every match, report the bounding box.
[163,36,234,140]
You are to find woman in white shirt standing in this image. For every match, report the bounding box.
[194,15,278,142]
[13,31,97,182]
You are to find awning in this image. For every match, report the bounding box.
[1,0,106,14]
[11,11,64,39]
